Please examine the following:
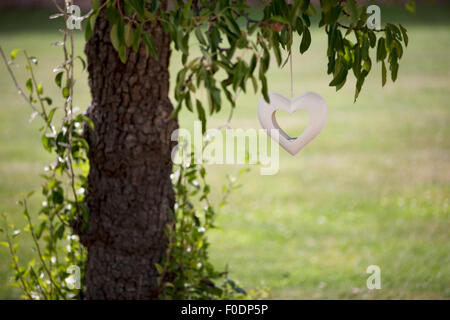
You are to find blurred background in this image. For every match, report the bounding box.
[0,1,449,299]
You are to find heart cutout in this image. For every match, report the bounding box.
[274,109,310,140]
[257,92,328,155]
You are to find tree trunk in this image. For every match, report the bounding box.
[80,6,177,299]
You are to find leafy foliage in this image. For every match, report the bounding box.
[157,151,268,299]
[88,0,409,128]
[1,0,413,300]
[0,35,89,299]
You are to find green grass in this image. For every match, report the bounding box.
[0,4,449,299]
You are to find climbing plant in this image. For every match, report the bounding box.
[1,0,413,299]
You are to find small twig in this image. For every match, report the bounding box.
[0,46,43,117]
[24,51,49,121]
[3,219,33,299]
[337,22,385,32]
[22,199,66,299]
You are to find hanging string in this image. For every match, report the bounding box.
[289,49,293,98]
[289,26,294,98]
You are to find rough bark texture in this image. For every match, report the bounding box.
[81,7,177,299]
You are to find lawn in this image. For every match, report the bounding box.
[0,4,449,299]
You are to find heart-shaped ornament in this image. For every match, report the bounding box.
[257,92,328,155]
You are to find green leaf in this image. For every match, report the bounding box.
[128,0,146,21]
[300,28,311,54]
[35,221,46,239]
[41,135,52,152]
[391,61,399,82]
[62,87,70,99]
[55,224,65,239]
[405,0,415,13]
[85,12,97,41]
[195,28,206,46]
[183,0,193,19]
[42,97,52,106]
[271,16,289,24]
[110,23,120,51]
[47,107,57,123]
[92,0,101,10]
[10,49,20,60]
[260,74,269,102]
[329,59,348,87]
[381,60,387,87]
[143,33,158,59]
[0,241,9,248]
[155,263,163,274]
[251,75,258,93]
[36,83,43,95]
[76,56,86,70]
[376,38,387,62]
[26,78,33,93]
[224,13,241,37]
[273,41,282,66]
[55,72,63,88]
[124,23,134,47]
[132,24,143,52]
[118,44,127,63]
[196,100,207,134]
[346,0,359,24]
[76,114,94,130]
[185,93,193,112]
[85,18,93,41]
[399,24,408,47]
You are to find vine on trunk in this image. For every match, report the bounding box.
[1,0,413,299]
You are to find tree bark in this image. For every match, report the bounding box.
[80,6,177,299]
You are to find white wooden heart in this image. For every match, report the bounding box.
[257,92,328,155]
